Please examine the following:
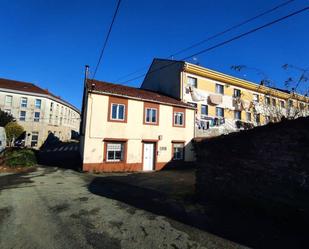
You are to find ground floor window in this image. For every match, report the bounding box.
[31,132,39,147]
[246,112,251,122]
[106,142,125,162]
[254,114,260,124]
[172,143,184,160]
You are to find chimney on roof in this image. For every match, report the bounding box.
[85,65,89,80]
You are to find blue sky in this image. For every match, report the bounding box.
[0,0,308,109]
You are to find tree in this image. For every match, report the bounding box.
[5,122,24,146]
[0,109,14,127]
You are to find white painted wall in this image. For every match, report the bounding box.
[0,88,80,147]
[82,93,195,165]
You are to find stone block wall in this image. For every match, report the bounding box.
[195,117,309,216]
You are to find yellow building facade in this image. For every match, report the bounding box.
[142,59,309,137]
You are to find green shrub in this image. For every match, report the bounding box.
[4,149,37,167]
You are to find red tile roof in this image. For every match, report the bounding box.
[87,79,194,109]
[0,78,48,95]
[0,78,79,112]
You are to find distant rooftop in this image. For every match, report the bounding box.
[0,78,80,112]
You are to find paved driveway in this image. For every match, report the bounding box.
[0,167,243,249]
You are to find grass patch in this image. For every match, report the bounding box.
[3,148,37,167]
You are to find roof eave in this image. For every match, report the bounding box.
[88,89,196,110]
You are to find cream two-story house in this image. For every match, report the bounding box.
[80,79,195,172]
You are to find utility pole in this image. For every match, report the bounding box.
[79,65,90,136]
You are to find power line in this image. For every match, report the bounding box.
[120,6,309,85]
[168,0,295,58]
[92,0,122,80]
[115,0,294,82]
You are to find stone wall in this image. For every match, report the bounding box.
[195,117,309,217]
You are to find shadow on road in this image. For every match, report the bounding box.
[36,142,81,171]
[88,170,309,249]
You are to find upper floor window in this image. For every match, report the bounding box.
[272,98,276,106]
[108,97,128,123]
[20,97,28,108]
[19,111,26,121]
[279,100,285,108]
[234,110,241,120]
[215,84,224,94]
[288,99,294,108]
[50,102,54,111]
[35,99,42,109]
[216,107,224,117]
[187,76,197,88]
[34,112,40,122]
[173,107,185,127]
[174,112,184,126]
[265,96,271,105]
[300,102,305,110]
[233,89,241,98]
[201,104,208,116]
[111,103,125,121]
[253,94,259,102]
[145,108,158,124]
[5,95,13,106]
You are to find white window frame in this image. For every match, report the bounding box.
[253,94,259,103]
[172,143,184,160]
[106,142,125,162]
[145,108,157,124]
[234,110,241,120]
[233,89,241,98]
[20,97,28,108]
[31,132,39,147]
[19,111,26,121]
[279,100,285,108]
[34,112,40,122]
[215,84,224,94]
[111,103,125,121]
[216,107,224,118]
[5,95,13,106]
[187,76,197,88]
[201,104,208,116]
[35,99,42,109]
[265,96,271,105]
[174,112,184,126]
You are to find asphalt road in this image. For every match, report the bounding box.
[0,167,244,249]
